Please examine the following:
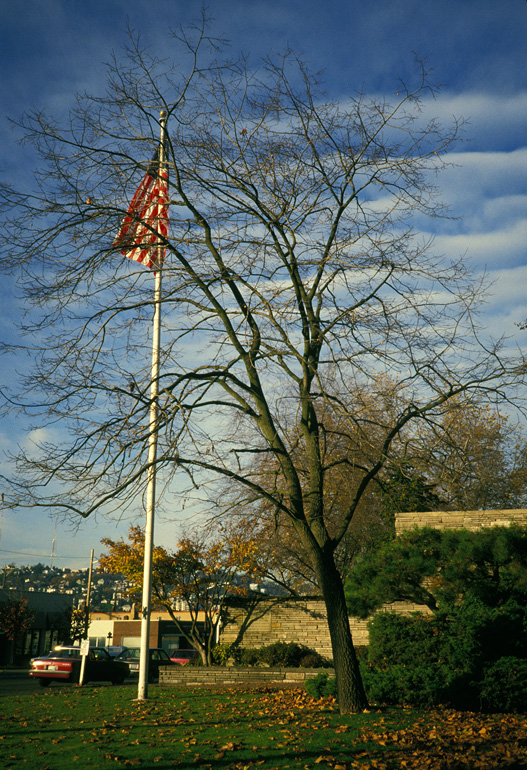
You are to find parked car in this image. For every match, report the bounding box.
[115,647,174,681]
[107,645,127,657]
[170,649,200,665]
[29,646,129,687]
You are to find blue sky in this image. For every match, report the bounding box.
[1,0,527,569]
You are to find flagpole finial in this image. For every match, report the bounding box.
[160,109,167,119]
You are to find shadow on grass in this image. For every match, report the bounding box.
[2,685,527,770]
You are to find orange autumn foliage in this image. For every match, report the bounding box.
[99,523,264,664]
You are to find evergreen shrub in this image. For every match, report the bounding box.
[259,641,311,667]
[305,672,337,699]
[211,641,327,668]
[347,525,527,711]
[236,647,259,666]
[298,652,325,668]
[480,657,527,713]
[363,611,479,709]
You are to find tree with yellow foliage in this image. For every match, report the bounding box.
[100,524,263,665]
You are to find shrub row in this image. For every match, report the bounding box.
[211,641,330,669]
[359,607,527,712]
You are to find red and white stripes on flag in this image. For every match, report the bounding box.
[114,149,169,270]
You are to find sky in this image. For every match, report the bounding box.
[0,0,526,570]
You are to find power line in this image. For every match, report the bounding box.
[0,547,98,561]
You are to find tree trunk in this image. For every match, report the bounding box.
[317,552,368,714]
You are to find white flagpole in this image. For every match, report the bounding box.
[137,111,167,701]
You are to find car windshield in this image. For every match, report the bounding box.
[118,648,140,660]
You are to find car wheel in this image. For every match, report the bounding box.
[38,679,51,687]
[112,673,126,685]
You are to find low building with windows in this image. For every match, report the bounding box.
[88,607,206,656]
[0,588,74,664]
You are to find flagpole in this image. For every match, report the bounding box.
[137,111,167,701]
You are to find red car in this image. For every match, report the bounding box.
[30,646,129,687]
[170,649,200,665]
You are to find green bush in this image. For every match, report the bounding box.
[299,652,325,668]
[360,660,455,707]
[259,641,314,667]
[362,603,527,710]
[363,611,480,709]
[367,611,450,669]
[211,643,242,666]
[347,524,527,711]
[480,657,527,713]
[239,647,261,666]
[212,641,328,668]
[305,672,337,699]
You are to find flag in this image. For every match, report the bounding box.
[114,149,169,270]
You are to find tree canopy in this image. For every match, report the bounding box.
[231,397,527,593]
[0,595,34,665]
[345,524,527,618]
[99,524,263,665]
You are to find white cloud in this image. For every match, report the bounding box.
[483,264,527,308]
[472,264,527,343]
[409,145,527,278]
[440,148,527,201]
[422,92,527,151]
[431,220,527,270]
[21,428,56,455]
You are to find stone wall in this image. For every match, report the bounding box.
[219,509,527,654]
[219,596,369,657]
[160,665,332,688]
[395,508,527,535]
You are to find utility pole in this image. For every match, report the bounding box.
[85,548,94,638]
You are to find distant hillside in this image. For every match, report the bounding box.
[1,563,135,611]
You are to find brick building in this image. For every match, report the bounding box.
[88,608,206,655]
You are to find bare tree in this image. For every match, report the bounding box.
[1,23,525,712]
[415,396,527,510]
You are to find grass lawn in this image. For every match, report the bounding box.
[1,683,527,770]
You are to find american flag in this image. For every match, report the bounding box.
[114,148,169,270]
